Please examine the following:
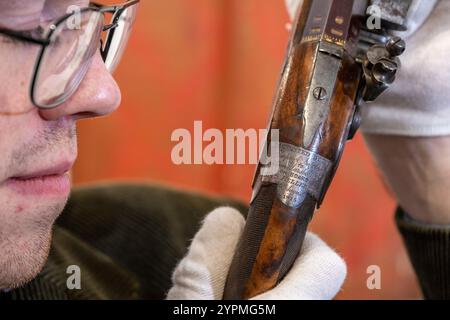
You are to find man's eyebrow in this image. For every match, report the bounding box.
[0,1,46,30]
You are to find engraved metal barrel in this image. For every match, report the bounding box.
[223,0,364,299]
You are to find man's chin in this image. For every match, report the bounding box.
[0,226,53,290]
[0,194,67,290]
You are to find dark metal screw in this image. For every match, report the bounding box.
[386,36,406,57]
[313,87,327,100]
[373,59,397,84]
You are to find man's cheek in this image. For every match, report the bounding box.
[0,39,41,113]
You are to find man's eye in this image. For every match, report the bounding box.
[1,26,46,47]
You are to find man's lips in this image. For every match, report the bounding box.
[6,161,73,197]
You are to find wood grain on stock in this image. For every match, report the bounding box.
[223,0,362,299]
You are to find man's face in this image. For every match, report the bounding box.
[0,0,121,289]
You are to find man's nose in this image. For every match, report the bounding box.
[38,53,121,121]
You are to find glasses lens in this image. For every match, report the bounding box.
[33,10,104,108]
[104,3,139,73]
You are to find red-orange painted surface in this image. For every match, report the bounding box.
[74,0,421,299]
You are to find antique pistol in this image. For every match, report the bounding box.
[224,0,410,299]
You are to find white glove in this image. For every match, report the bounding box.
[166,207,346,300]
[285,0,450,137]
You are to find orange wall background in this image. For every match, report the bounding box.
[73,0,421,299]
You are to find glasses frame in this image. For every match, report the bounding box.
[0,0,140,109]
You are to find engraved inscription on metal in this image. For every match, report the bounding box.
[301,0,354,46]
[261,143,332,208]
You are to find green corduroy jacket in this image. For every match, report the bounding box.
[1,184,449,300]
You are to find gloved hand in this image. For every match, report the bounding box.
[284,0,450,137]
[166,207,346,300]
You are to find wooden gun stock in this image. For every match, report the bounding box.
[223,0,366,300]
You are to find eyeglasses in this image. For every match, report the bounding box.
[0,0,139,109]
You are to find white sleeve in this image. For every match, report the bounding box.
[395,0,439,39]
[361,0,450,136]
